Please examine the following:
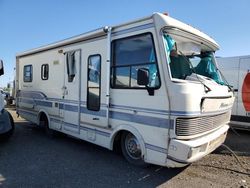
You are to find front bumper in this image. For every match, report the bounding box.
[167,124,229,164]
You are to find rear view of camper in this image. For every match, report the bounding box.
[217,55,250,130]
[16,13,234,167]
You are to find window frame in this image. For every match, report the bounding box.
[23,64,33,82]
[111,32,161,90]
[41,64,49,80]
[87,54,102,111]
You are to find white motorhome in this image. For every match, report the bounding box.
[0,60,14,140]
[16,13,234,167]
[217,55,250,130]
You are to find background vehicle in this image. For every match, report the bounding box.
[217,55,250,130]
[16,13,234,167]
[0,59,14,140]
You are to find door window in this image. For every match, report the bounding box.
[66,51,77,82]
[87,55,101,111]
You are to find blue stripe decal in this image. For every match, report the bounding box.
[109,111,173,129]
[18,91,208,116]
[18,109,37,117]
[19,98,53,108]
[145,143,167,154]
[63,121,78,129]
[59,103,64,109]
[35,100,53,107]
[81,101,86,105]
[62,122,110,137]
[110,104,202,116]
[95,129,110,137]
[58,104,106,116]
[19,91,230,120]
[112,23,154,37]
[50,115,110,137]
[63,104,78,112]
[80,107,106,117]
[110,104,169,115]
[80,126,110,137]
[18,91,46,99]
[20,98,34,104]
[50,118,61,124]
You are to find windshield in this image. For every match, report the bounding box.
[163,32,224,85]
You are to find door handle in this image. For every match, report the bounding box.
[62,86,67,90]
[62,86,68,96]
[93,117,99,120]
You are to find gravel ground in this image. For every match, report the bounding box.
[0,108,249,188]
[162,128,250,188]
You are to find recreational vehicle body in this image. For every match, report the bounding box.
[217,55,250,130]
[16,13,234,167]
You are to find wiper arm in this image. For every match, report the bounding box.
[216,67,233,92]
[177,50,211,93]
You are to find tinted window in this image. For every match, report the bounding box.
[111,33,160,88]
[23,65,32,82]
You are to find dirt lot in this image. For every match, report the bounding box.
[162,123,250,187]
[162,136,250,188]
[0,108,249,188]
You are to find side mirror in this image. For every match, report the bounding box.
[0,60,4,76]
[137,68,154,96]
[137,68,149,86]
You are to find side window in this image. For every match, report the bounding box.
[66,51,77,82]
[23,65,32,82]
[111,33,160,89]
[87,55,101,111]
[41,64,49,80]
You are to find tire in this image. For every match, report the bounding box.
[121,132,147,167]
[0,112,15,141]
[40,114,55,138]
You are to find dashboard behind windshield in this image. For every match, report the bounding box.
[163,32,224,85]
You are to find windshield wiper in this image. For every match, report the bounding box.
[216,67,233,92]
[177,50,211,93]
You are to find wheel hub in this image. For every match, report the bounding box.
[125,133,141,160]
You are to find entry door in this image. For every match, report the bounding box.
[80,39,109,128]
[62,49,81,133]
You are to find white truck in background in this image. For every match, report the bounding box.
[16,13,234,167]
[0,60,14,140]
[217,55,250,130]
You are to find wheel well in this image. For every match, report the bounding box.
[39,112,48,126]
[113,130,129,152]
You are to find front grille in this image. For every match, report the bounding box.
[176,111,231,137]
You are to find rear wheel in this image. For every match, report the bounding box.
[121,132,147,166]
[40,114,55,137]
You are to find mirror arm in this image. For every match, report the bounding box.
[146,87,155,96]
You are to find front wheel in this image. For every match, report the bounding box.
[121,132,147,167]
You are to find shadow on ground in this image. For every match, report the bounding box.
[0,119,184,188]
[215,129,250,156]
